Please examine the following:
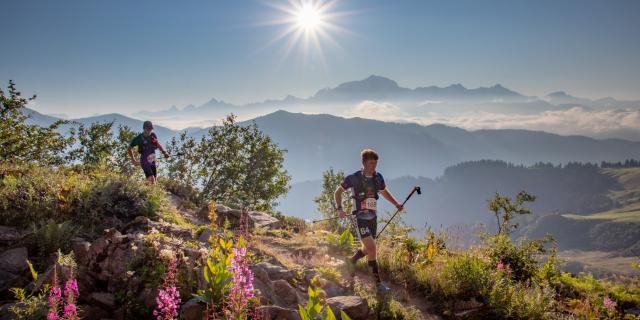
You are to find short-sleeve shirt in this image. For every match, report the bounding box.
[340,170,386,220]
[130,132,159,165]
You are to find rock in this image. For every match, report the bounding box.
[258,305,301,320]
[215,205,281,229]
[322,280,347,297]
[0,270,21,295]
[252,276,275,305]
[71,238,91,265]
[326,296,370,320]
[181,298,205,320]
[197,227,213,243]
[0,247,28,274]
[247,210,281,229]
[140,287,158,309]
[90,292,115,309]
[272,279,301,308]
[0,302,18,320]
[251,264,272,284]
[626,308,640,315]
[0,226,20,244]
[79,304,110,319]
[302,269,319,284]
[254,262,294,281]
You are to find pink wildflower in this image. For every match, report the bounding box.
[153,256,181,320]
[226,247,255,317]
[604,296,617,311]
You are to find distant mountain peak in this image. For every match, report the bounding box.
[547,91,574,98]
[339,75,401,89]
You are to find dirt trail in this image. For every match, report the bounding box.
[251,232,443,320]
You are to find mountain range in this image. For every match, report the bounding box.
[132,75,640,120]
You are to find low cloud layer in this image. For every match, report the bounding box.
[344,102,640,141]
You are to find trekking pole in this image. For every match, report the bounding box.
[376,186,422,238]
[312,212,357,223]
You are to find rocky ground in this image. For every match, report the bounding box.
[0,193,450,320]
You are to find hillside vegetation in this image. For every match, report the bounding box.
[1,81,640,319]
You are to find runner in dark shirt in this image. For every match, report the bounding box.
[128,120,169,184]
[334,149,403,293]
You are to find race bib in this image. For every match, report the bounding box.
[360,198,377,211]
[146,153,156,164]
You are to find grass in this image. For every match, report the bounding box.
[561,168,640,222]
[563,208,640,222]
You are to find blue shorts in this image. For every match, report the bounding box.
[142,163,157,178]
[355,215,377,239]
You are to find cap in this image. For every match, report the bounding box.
[143,121,153,130]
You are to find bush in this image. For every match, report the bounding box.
[326,229,354,253]
[485,234,549,282]
[281,215,307,234]
[0,163,164,232]
[436,254,490,300]
[487,271,556,319]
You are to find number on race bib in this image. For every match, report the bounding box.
[360,198,377,211]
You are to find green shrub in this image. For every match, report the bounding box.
[28,220,77,262]
[326,228,354,253]
[436,254,490,300]
[194,237,234,310]
[485,233,549,282]
[298,277,352,320]
[8,260,49,320]
[0,163,164,232]
[281,215,307,233]
[487,271,556,319]
[315,266,342,283]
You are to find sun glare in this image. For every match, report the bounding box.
[296,3,322,31]
[257,0,354,66]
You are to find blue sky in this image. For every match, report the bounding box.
[1,0,639,117]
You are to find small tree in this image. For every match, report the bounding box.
[68,121,118,167]
[0,80,74,166]
[314,168,353,231]
[488,191,536,236]
[166,114,291,212]
[114,125,137,175]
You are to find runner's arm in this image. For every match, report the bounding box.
[127,146,137,163]
[334,186,344,209]
[157,142,169,159]
[380,189,402,210]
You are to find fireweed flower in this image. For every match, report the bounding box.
[48,265,80,320]
[604,296,617,311]
[47,285,62,320]
[226,247,255,317]
[154,256,181,320]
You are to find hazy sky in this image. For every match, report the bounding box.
[1,0,639,117]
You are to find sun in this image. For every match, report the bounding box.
[257,0,354,65]
[296,3,323,31]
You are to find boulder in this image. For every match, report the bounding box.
[253,262,295,282]
[79,304,110,319]
[90,292,115,309]
[181,298,205,320]
[326,296,370,320]
[0,247,28,274]
[0,226,20,244]
[197,227,213,243]
[215,205,281,229]
[71,238,91,265]
[0,270,20,294]
[272,279,302,308]
[258,305,301,320]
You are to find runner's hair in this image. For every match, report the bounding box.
[361,149,379,162]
